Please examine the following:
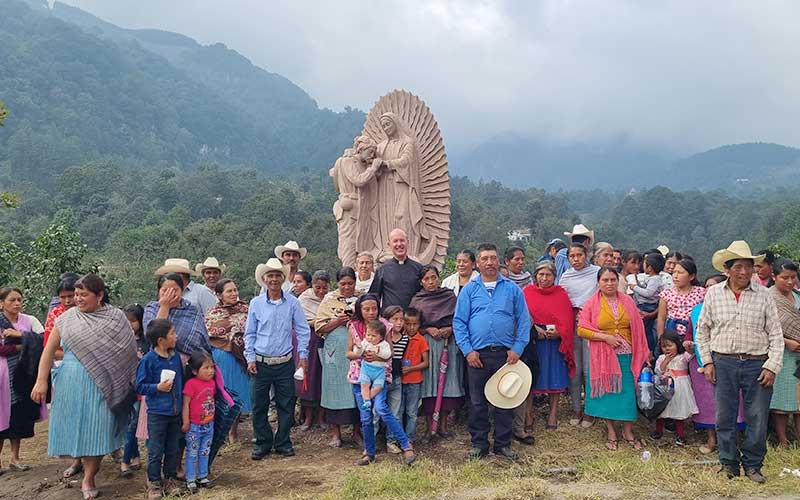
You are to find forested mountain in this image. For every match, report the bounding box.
[0,0,363,188]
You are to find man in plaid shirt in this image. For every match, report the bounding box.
[696,241,784,484]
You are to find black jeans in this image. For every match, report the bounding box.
[251,359,295,453]
[146,413,181,483]
[467,349,513,452]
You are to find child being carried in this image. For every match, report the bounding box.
[352,320,392,411]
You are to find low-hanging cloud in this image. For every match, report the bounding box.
[62,0,800,155]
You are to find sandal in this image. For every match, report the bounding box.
[624,437,643,450]
[357,454,375,466]
[605,439,618,451]
[119,466,133,478]
[8,463,31,472]
[81,488,100,500]
[63,463,84,479]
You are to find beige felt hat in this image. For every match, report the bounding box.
[484,362,532,409]
[711,240,765,272]
[255,258,290,288]
[155,258,197,276]
[657,245,670,256]
[564,224,594,245]
[196,257,226,274]
[274,240,307,259]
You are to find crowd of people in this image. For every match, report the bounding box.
[0,225,797,499]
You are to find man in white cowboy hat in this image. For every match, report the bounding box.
[555,224,595,284]
[453,242,531,461]
[274,240,307,294]
[696,240,784,483]
[369,228,423,309]
[155,258,217,314]
[245,258,310,459]
[196,257,226,293]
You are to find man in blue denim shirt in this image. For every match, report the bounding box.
[454,243,531,461]
[245,258,310,459]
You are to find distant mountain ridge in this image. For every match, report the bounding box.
[0,0,363,185]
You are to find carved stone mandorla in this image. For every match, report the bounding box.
[331,90,451,269]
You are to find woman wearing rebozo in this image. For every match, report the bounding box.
[31,274,138,500]
[577,267,650,450]
[315,267,362,448]
[523,260,576,429]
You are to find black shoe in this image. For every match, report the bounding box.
[251,449,270,460]
[198,477,215,489]
[513,434,535,446]
[650,431,663,440]
[744,467,766,484]
[275,447,296,457]
[674,437,686,447]
[467,447,489,460]
[494,447,520,461]
[718,465,740,479]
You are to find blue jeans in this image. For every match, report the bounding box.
[185,422,214,482]
[384,376,403,442]
[713,354,773,470]
[122,401,140,465]
[353,384,410,457]
[638,302,658,354]
[146,413,181,483]
[401,382,422,443]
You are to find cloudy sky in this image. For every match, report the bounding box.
[62,0,800,155]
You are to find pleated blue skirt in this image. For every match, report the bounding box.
[212,348,252,414]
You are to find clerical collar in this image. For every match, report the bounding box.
[394,257,407,265]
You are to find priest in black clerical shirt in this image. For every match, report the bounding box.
[369,228,423,310]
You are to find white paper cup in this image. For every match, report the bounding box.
[293,366,305,381]
[160,369,176,383]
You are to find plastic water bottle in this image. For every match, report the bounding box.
[641,450,651,462]
[637,366,655,410]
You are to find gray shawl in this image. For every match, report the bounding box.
[56,305,138,410]
[560,264,601,308]
[771,287,800,343]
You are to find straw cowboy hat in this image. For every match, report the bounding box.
[484,362,532,409]
[255,258,291,288]
[155,258,197,276]
[564,224,594,244]
[712,240,765,272]
[274,240,307,259]
[656,245,670,257]
[196,257,227,274]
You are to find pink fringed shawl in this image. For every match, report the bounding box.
[578,291,649,398]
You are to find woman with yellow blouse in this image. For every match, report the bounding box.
[577,267,650,450]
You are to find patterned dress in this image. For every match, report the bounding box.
[660,286,706,338]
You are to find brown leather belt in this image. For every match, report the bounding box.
[713,352,768,361]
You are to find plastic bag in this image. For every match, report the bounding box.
[638,381,674,420]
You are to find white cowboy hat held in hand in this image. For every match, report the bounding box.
[711,240,765,272]
[274,240,307,259]
[484,362,532,409]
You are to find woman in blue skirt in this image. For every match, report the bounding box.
[577,267,650,451]
[32,275,138,500]
[205,278,251,442]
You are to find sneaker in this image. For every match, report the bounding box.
[494,447,519,461]
[467,447,489,460]
[650,431,663,440]
[163,478,183,496]
[744,467,766,484]
[675,437,686,447]
[198,477,215,489]
[186,481,198,494]
[718,465,740,480]
[386,442,402,454]
[360,400,372,411]
[147,482,162,500]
